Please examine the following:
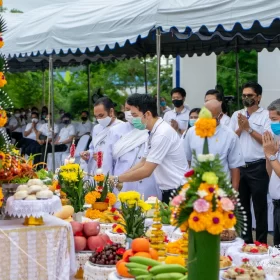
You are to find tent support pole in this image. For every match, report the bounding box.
[42,70,45,107]
[144,57,148,94]
[87,64,91,119]
[156,28,161,116]
[235,48,240,109]
[50,55,55,172]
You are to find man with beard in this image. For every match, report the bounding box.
[229,81,271,244]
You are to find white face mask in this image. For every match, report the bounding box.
[97,116,112,127]
[32,118,39,123]
[124,111,133,124]
[14,113,20,118]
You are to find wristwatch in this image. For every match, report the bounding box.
[113,176,119,186]
[269,153,278,161]
[248,128,253,134]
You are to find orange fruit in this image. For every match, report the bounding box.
[149,248,159,260]
[116,261,134,278]
[131,238,150,253]
[134,252,152,259]
[122,249,134,261]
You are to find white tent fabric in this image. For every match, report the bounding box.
[2,0,280,59]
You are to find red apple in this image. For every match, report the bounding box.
[74,236,87,251]
[83,222,100,237]
[70,221,83,235]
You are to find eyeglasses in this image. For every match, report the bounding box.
[242,94,256,99]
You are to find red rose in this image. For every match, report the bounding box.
[184,169,194,178]
[254,241,261,246]
[116,248,125,255]
[250,248,259,253]
[257,266,263,270]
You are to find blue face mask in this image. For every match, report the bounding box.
[271,122,280,136]
[189,119,197,127]
[132,117,146,130]
[160,101,166,107]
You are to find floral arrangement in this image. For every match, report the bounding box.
[112,223,126,234]
[171,107,245,236]
[0,186,3,207]
[58,163,90,213]
[117,191,151,239]
[0,109,7,127]
[85,151,117,219]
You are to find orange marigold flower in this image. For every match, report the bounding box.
[198,183,218,202]
[188,211,207,232]
[223,211,237,229]
[206,211,225,235]
[195,118,216,138]
[94,174,105,182]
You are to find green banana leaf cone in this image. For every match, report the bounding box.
[188,229,220,280]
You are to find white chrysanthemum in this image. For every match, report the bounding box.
[96,168,103,175]
[207,154,215,161]
[217,189,227,197]
[197,154,207,162]
[197,190,208,198]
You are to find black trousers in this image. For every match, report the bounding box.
[18,138,37,155]
[161,189,176,204]
[239,160,269,243]
[273,200,280,246]
[11,131,23,145]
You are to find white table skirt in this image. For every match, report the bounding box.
[0,215,76,280]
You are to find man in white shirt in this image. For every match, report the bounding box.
[110,94,188,204]
[230,81,270,244]
[204,89,231,126]
[262,98,280,246]
[39,113,75,168]
[163,87,190,136]
[184,100,244,190]
[8,108,26,143]
[80,97,122,176]
[18,112,41,155]
[75,111,92,142]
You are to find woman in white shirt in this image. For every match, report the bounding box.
[104,102,162,203]
[8,108,26,143]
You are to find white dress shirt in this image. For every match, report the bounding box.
[269,149,280,200]
[104,122,162,201]
[184,125,245,178]
[24,123,42,140]
[58,124,76,145]
[8,116,26,133]
[39,123,59,138]
[144,118,188,190]
[229,107,271,162]
[163,106,190,131]
[76,120,93,137]
[220,114,231,126]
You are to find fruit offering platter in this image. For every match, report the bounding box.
[222,264,266,280]
[241,242,269,255]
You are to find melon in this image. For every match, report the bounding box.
[83,222,100,237]
[74,236,87,251]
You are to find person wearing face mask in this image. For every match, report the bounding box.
[160,97,171,116]
[229,81,271,244]
[204,89,230,126]
[80,97,122,176]
[75,111,92,142]
[181,108,201,140]
[163,87,190,136]
[40,106,48,124]
[104,101,162,204]
[8,108,26,143]
[18,112,42,155]
[108,93,188,204]
[263,98,280,246]
[184,100,244,189]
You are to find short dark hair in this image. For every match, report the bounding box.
[189,108,201,116]
[81,110,89,116]
[31,112,39,118]
[242,81,262,96]
[94,97,115,112]
[170,87,186,98]
[205,89,228,114]
[14,108,20,112]
[31,106,38,111]
[63,113,72,119]
[127,93,158,117]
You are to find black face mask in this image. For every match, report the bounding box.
[242,98,256,108]
[63,120,70,125]
[81,117,88,121]
[172,99,184,108]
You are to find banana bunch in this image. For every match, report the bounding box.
[126,256,188,280]
[159,202,171,225]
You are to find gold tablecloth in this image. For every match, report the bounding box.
[0,215,76,280]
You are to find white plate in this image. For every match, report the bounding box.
[240,248,268,255]
[220,265,232,271]
[221,239,237,243]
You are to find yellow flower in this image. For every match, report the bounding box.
[206,211,225,235]
[179,221,189,232]
[138,200,152,212]
[94,174,105,182]
[85,208,102,219]
[223,211,237,229]
[107,192,117,206]
[0,72,7,87]
[0,110,7,127]
[127,199,137,207]
[198,183,217,202]
[12,148,20,155]
[60,171,78,182]
[202,172,219,185]
[118,191,141,203]
[85,191,101,204]
[112,224,126,234]
[195,118,216,138]
[0,187,3,208]
[0,151,5,164]
[188,211,207,232]
[60,163,80,171]
[199,107,212,119]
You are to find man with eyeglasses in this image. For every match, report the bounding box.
[229,81,271,244]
